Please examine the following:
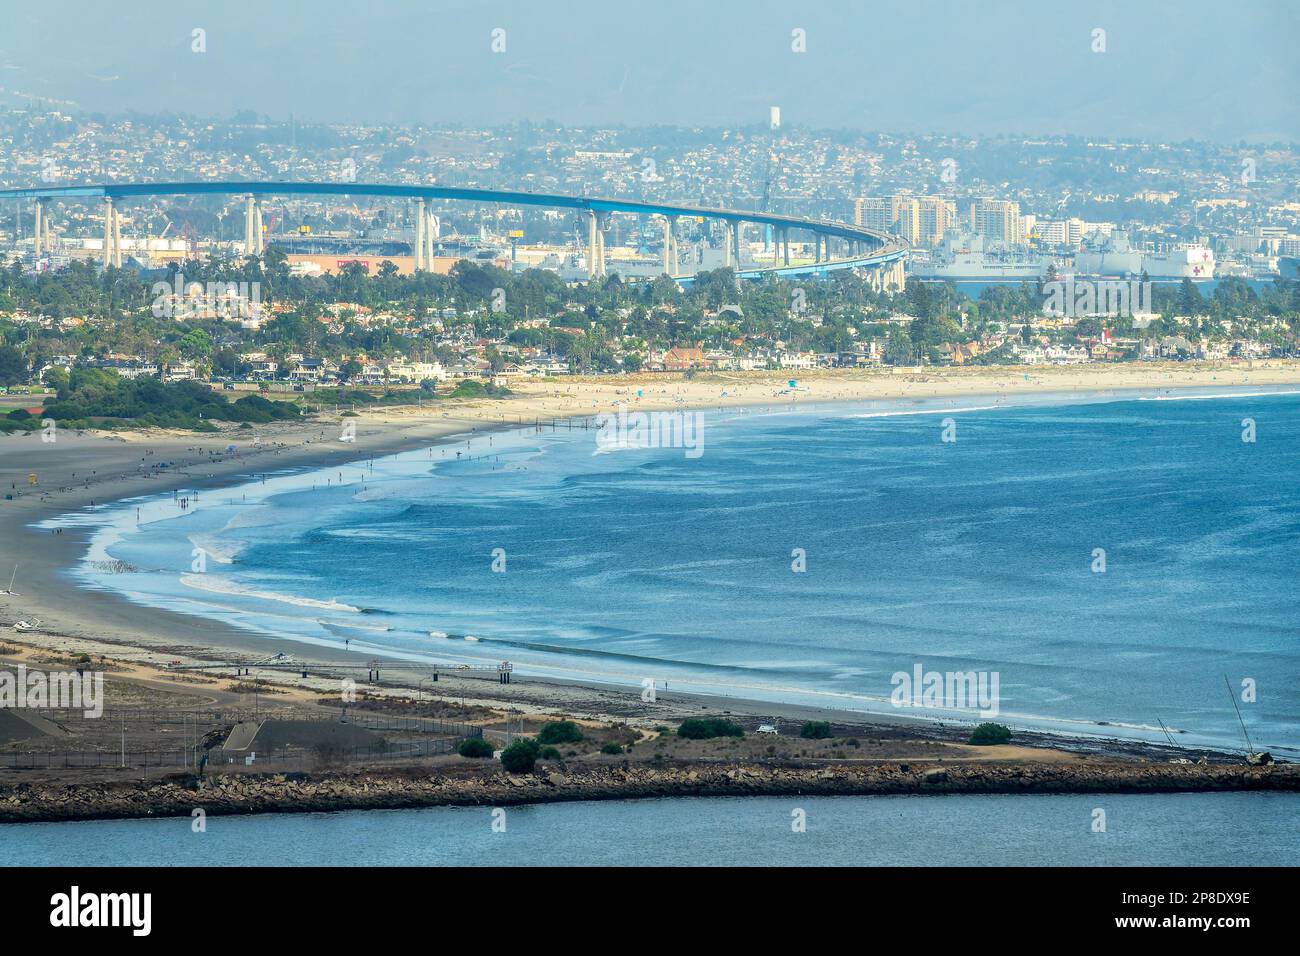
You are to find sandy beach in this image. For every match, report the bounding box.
[4,360,1300,740]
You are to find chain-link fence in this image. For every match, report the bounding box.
[2,736,469,771]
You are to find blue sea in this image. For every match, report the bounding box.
[53,386,1300,756]
[4,793,1298,866]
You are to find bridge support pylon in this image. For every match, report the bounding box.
[243,195,256,257]
[661,214,679,277]
[33,200,42,257]
[414,198,426,270]
[595,212,607,278]
[423,204,437,267]
[587,210,607,280]
[863,259,905,294]
[102,197,121,268]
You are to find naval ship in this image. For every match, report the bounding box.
[910,234,1058,281]
[1072,232,1215,280]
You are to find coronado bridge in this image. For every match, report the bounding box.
[0,180,908,289]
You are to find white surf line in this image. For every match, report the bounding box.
[1142,388,1300,402]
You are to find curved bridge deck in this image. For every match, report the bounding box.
[0,180,907,282]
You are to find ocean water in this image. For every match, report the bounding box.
[58,387,1300,755]
[4,793,1298,866]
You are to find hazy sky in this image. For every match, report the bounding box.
[1,0,1295,141]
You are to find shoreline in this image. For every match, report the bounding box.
[4,363,1300,767]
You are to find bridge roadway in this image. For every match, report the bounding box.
[0,180,908,284]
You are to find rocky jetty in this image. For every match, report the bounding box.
[2,760,1297,824]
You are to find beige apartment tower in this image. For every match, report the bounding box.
[970,199,1023,245]
[854,195,954,247]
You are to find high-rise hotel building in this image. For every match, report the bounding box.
[854,195,956,247]
[969,199,1024,245]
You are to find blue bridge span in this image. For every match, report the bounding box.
[0,180,908,287]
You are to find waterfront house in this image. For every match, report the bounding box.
[662,346,708,371]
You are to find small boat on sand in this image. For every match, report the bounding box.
[1225,676,1273,766]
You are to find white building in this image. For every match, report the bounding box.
[387,361,446,383]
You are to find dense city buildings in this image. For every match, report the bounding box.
[0,106,1298,396]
